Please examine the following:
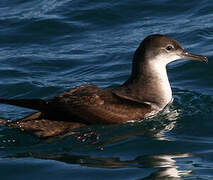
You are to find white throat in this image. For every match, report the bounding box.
[144,59,172,109]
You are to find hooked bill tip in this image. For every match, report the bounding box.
[182,50,208,64]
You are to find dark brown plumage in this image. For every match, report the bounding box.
[0,34,207,138]
[0,85,152,137]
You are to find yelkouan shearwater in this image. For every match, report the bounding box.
[0,34,208,138]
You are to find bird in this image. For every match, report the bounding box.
[0,34,208,138]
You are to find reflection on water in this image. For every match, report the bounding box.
[9,152,193,179]
[141,153,193,179]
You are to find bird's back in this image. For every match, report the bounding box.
[46,84,152,124]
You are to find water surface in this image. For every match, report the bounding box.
[0,0,213,179]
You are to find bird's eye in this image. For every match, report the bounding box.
[166,45,173,51]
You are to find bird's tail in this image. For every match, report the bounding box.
[0,99,48,111]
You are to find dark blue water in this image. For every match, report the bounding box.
[0,0,213,179]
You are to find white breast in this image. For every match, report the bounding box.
[146,58,173,110]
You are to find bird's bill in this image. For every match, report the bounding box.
[181,50,208,63]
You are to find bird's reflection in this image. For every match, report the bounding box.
[137,153,193,179]
[10,151,193,179]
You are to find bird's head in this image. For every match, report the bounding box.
[134,34,208,65]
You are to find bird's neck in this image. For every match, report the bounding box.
[115,60,172,110]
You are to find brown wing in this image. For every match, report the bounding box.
[47,84,152,124]
[0,84,152,138]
